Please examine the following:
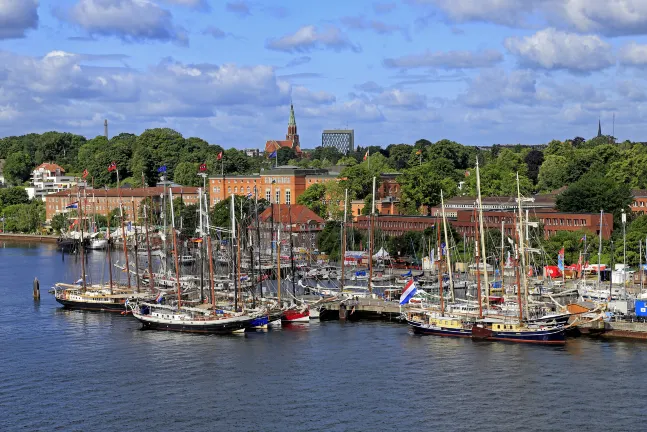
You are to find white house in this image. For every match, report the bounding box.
[25,162,86,200]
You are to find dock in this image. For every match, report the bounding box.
[0,233,58,243]
[579,319,647,339]
[317,298,406,321]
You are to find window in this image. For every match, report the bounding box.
[266,190,271,202]
[286,189,291,204]
[234,187,238,193]
[275,190,280,204]
[228,187,231,193]
[247,187,251,194]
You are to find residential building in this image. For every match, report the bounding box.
[631,190,647,214]
[26,162,86,200]
[44,186,199,222]
[265,103,301,156]
[254,204,325,251]
[208,165,337,206]
[322,129,354,154]
[243,148,260,157]
[355,210,613,240]
[429,194,557,218]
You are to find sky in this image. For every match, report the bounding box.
[1,0,647,149]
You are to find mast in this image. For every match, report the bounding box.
[131,199,141,293]
[288,203,296,299]
[142,196,155,292]
[204,193,216,311]
[198,188,204,303]
[79,189,87,291]
[474,208,482,318]
[441,191,454,302]
[476,158,489,310]
[277,200,282,306]
[107,207,113,295]
[170,189,182,309]
[515,214,522,323]
[516,173,529,320]
[368,176,376,294]
[231,194,239,311]
[500,217,505,291]
[340,189,348,291]
[437,213,444,315]
[255,184,263,299]
[598,210,603,287]
[119,201,131,290]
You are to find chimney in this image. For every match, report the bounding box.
[104,119,109,139]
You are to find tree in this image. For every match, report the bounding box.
[173,162,200,187]
[51,213,69,234]
[398,163,458,215]
[607,145,647,189]
[427,139,473,169]
[0,187,29,209]
[556,171,632,223]
[386,144,413,170]
[465,149,533,196]
[537,155,570,192]
[296,183,327,218]
[277,147,296,166]
[1,201,44,233]
[179,204,199,238]
[311,146,342,165]
[524,149,544,185]
[339,164,373,200]
[316,221,363,260]
[4,151,32,185]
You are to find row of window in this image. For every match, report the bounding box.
[541,218,588,226]
[264,177,291,184]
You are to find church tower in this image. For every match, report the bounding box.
[286,102,300,149]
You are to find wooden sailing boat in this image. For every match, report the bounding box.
[406,190,473,337]
[471,173,567,345]
[131,192,255,334]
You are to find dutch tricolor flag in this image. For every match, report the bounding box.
[155,292,164,303]
[399,279,418,305]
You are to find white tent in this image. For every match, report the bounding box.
[373,247,390,260]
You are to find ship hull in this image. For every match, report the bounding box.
[471,324,566,345]
[133,314,253,334]
[249,316,269,329]
[408,320,472,338]
[55,297,128,313]
[281,309,310,323]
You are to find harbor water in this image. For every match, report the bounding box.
[2,242,647,431]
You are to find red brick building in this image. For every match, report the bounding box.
[355,209,613,240]
[264,103,301,156]
[45,186,199,222]
[632,189,647,215]
[254,204,325,251]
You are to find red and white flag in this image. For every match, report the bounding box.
[363,150,369,161]
[199,163,207,172]
[82,169,89,179]
[107,161,117,172]
[217,151,223,161]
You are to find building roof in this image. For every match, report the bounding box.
[258,204,325,225]
[265,139,296,153]
[46,186,199,198]
[34,162,65,173]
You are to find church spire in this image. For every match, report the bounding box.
[288,101,296,126]
[597,118,602,137]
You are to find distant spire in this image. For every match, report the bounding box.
[104,119,109,139]
[597,118,602,137]
[288,102,296,126]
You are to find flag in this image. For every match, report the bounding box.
[580,235,586,243]
[464,170,471,177]
[108,161,117,172]
[269,150,277,159]
[66,202,79,209]
[557,248,565,272]
[217,151,223,160]
[127,221,132,232]
[363,150,369,161]
[441,242,446,256]
[399,279,418,305]
[82,169,89,179]
[240,274,249,282]
[157,165,167,173]
[155,292,164,303]
[199,163,207,172]
[247,192,252,198]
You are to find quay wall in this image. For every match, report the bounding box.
[0,233,58,244]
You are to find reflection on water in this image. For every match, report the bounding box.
[1,243,647,432]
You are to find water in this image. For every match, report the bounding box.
[1,242,647,432]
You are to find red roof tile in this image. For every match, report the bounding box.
[258,204,324,225]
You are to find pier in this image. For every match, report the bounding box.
[0,233,58,243]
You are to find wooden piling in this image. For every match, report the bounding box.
[33,277,40,300]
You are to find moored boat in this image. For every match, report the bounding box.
[132,303,254,334]
[53,283,150,312]
[281,305,310,323]
[406,311,473,338]
[471,319,566,345]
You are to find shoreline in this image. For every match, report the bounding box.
[0,233,58,244]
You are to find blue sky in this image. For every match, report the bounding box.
[2,0,647,149]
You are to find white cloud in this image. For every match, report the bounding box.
[458,69,537,108]
[302,99,384,122]
[341,16,405,35]
[266,25,360,53]
[225,1,251,17]
[372,89,427,109]
[161,0,208,9]
[618,42,647,67]
[65,0,188,45]
[552,0,647,36]
[413,0,541,26]
[383,49,503,69]
[504,28,614,72]
[0,0,38,39]
[292,86,336,105]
